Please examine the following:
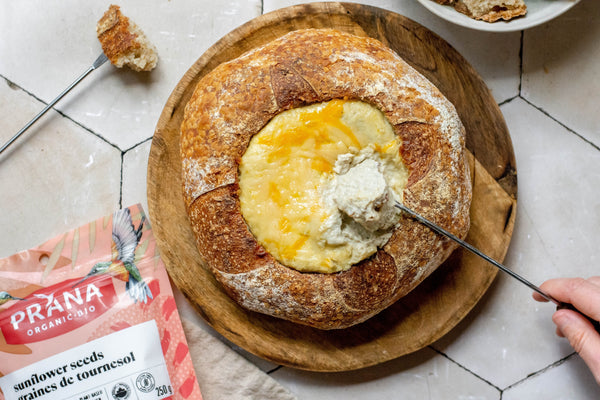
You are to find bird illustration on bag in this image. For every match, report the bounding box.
[73,208,153,303]
[0,292,25,305]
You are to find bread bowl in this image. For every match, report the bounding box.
[180,28,472,330]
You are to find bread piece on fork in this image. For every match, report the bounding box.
[97,4,158,71]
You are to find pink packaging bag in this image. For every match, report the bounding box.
[0,204,202,400]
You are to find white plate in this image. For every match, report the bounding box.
[417,0,580,32]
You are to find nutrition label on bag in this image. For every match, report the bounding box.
[0,320,173,400]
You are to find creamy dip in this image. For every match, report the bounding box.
[319,146,403,266]
[239,100,408,273]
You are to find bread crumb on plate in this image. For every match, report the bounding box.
[97,4,158,71]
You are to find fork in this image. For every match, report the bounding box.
[0,52,109,155]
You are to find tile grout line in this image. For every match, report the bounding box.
[518,29,599,153]
[501,351,578,392]
[519,96,600,152]
[123,136,154,154]
[498,95,519,107]
[518,30,524,96]
[120,137,154,210]
[55,109,122,150]
[1,73,45,107]
[119,151,124,210]
[0,73,122,153]
[2,72,135,213]
[266,365,283,375]
[428,346,504,394]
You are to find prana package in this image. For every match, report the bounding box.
[0,205,202,400]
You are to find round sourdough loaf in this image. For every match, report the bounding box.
[180,29,471,330]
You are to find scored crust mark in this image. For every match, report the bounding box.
[397,121,438,187]
[182,157,237,205]
[180,52,281,205]
[270,63,321,109]
[331,250,400,311]
[180,29,472,329]
[188,185,267,275]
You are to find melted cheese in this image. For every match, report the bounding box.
[239,100,408,273]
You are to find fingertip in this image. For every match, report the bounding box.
[552,309,586,339]
[553,309,600,353]
[532,291,549,303]
[553,308,577,328]
[538,278,600,321]
[552,310,567,337]
[588,276,600,288]
[538,278,559,293]
[554,316,600,384]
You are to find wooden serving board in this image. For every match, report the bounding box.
[147,3,517,372]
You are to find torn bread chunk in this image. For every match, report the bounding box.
[97,4,158,71]
[454,0,527,22]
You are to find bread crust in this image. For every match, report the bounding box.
[180,29,472,330]
[454,0,527,22]
[97,5,157,71]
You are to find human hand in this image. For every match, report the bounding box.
[533,277,600,384]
